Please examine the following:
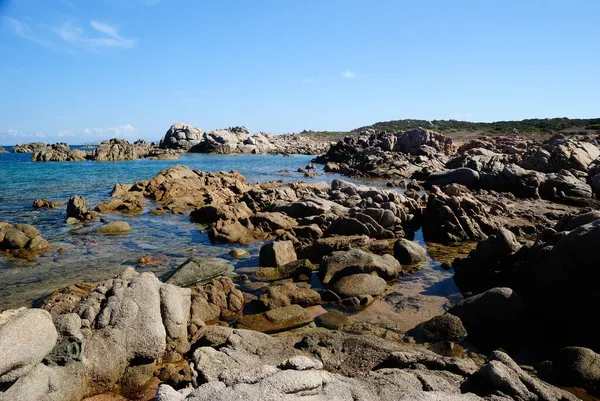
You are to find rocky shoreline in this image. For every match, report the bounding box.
[2,128,600,400]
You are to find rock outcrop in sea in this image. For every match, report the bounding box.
[29,139,180,162]
[13,141,46,153]
[0,221,50,258]
[159,122,333,155]
[26,122,335,162]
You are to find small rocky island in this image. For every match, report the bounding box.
[2,126,600,401]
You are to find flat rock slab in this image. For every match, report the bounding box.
[164,257,233,287]
[236,304,313,334]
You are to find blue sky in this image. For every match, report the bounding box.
[0,0,599,145]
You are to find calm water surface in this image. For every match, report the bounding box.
[0,151,395,309]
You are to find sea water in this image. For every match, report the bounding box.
[0,150,383,308]
[0,150,461,317]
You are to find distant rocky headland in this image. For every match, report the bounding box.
[9,122,338,162]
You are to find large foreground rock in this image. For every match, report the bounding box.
[553,347,600,394]
[95,221,131,235]
[142,165,248,212]
[448,287,523,347]
[157,327,575,401]
[0,308,58,383]
[464,350,579,401]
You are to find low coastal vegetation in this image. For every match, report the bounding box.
[355,117,600,135]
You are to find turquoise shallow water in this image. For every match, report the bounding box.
[0,150,386,309]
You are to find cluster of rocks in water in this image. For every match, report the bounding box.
[27,139,180,162]
[10,122,337,163]
[5,128,600,400]
[159,122,333,155]
[0,221,50,258]
[13,141,47,153]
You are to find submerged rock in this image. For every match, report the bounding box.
[236,304,313,333]
[164,257,233,287]
[315,311,350,330]
[32,198,61,209]
[95,221,131,235]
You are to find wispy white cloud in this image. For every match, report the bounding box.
[454,113,473,119]
[57,130,75,137]
[1,129,47,138]
[342,70,365,79]
[2,17,56,49]
[3,17,136,51]
[82,124,138,137]
[55,20,137,49]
